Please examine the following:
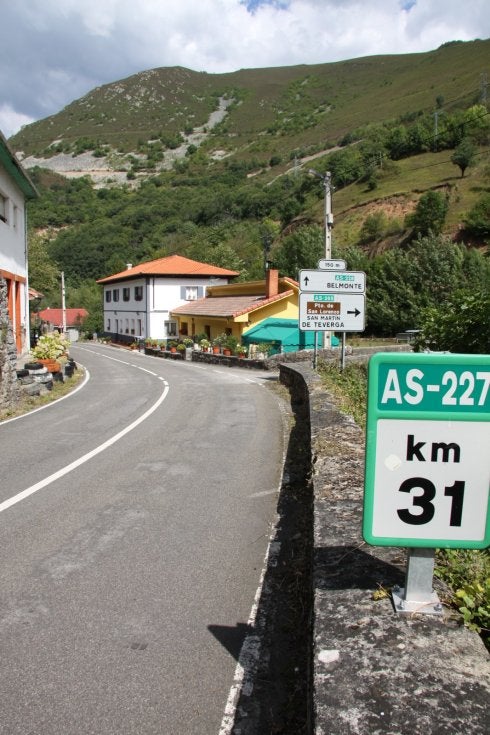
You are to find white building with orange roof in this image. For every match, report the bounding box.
[97,254,239,343]
[0,130,37,354]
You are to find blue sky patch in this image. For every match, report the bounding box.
[241,0,289,13]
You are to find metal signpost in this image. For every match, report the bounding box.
[363,352,490,615]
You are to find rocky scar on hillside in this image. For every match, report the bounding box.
[17,97,234,188]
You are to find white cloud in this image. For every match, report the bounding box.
[0,105,35,140]
[1,0,489,137]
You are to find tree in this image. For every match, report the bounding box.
[358,212,388,244]
[272,225,324,279]
[406,190,448,237]
[28,232,60,302]
[414,291,490,353]
[463,193,490,240]
[451,139,477,178]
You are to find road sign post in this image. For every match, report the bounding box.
[363,352,490,614]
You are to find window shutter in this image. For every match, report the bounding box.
[198,286,204,298]
[181,287,186,299]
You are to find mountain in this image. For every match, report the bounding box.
[15,38,490,335]
[10,38,490,187]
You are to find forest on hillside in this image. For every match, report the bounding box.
[27,95,490,341]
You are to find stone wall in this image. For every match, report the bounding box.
[279,360,490,735]
[0,277,19,411]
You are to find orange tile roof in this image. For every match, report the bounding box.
[171,290,295,318]
[97,254,239,283]
[36,308,88,326]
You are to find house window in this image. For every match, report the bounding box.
[165,320,177,337]
[181,286,203,301]
[0,192,8,223]
[125,319,129,334]
[105,290,112,303]
[107,318,111,330]
[13,205,18,229]
[181,322,189,336]
[137,319,142,335]
[123,287,130,301]
[134,286,143,301]
[112,289,119,302]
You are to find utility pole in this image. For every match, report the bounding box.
[433,110,439,150]
[261,231,272,276]
[61,271,67,334]
[309,169,333,348]
[480,72,488,108]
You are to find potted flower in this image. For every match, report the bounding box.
[199,338,210,352]
[236,344,248,358]
[31,332,70,360]
[167,340,178,353]
[223,335,238,356]
[176,343,186,356]
[212,334,226,354]
[30,332,70,373]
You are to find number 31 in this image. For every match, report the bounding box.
[397,477,465,527]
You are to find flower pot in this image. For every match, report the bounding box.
[223,348,232,356]
[39,358,61,373]
[212,346,220,354]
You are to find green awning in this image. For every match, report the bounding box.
[242,318,339,353]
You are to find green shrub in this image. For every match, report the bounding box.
[435,549,490,648]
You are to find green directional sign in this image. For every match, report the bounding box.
[363,352,490,549]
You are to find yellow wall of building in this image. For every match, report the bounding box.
[174,292,298,343]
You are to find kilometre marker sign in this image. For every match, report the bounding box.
[363,352,490,549]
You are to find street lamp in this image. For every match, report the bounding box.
[309,168,333,348]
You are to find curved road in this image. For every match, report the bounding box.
[0,344,285,734]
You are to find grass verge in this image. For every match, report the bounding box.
[0,368,85,423]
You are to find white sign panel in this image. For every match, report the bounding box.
[371,419,490,544]
[299,292,365,332]
[299,270,366,293]
[318,259,346,271]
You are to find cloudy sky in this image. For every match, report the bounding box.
[1,0,489,138]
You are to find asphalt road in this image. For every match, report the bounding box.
[0,344,285,735]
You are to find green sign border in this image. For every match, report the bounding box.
[363,352,490,549]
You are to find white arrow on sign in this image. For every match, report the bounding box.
[299,269,366,293]
[299,292,365,332]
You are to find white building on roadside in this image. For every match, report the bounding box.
[0,130,37,354]
[97,254,239,342]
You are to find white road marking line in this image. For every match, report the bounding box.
[248,489,277,498]
[219,534,281,735]
[0,381,170,515]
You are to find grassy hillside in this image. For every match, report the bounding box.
[10,39,490,165]
[19,38,490,328]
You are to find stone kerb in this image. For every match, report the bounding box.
[279,361,490,735]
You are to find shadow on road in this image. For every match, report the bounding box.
[212,380,313,734]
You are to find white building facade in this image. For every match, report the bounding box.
[98,255,238,342]
[0,131,37,354]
